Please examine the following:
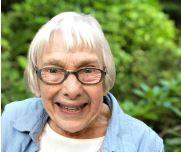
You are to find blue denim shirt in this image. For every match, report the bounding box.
[2,93,164,152]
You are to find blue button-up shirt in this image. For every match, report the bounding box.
[1,93,164,152]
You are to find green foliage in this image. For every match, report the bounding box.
[106,3,180,101]
[2,13,31,107]
[2,0,181,151]
[121,79,181,151]
[160,0,181,29]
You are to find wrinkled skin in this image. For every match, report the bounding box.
[38,34,111,139]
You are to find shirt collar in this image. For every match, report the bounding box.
[13,99,49,142]
[102,92,124,151]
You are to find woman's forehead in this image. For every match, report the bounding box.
[37,30,104,66]
[40,51,102,68]
[39,40,103,68]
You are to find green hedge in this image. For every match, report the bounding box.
[2,0,181,151]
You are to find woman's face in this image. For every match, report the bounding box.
[38,35,105,137]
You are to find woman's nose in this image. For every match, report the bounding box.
[61,74,83,100]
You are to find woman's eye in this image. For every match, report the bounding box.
[48,68,58,73]
[83,68,93,73]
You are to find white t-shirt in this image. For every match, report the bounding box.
[39,123,104,152]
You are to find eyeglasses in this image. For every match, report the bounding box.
[35,66,106,85]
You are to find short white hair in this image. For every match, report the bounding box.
[25,12,116,96]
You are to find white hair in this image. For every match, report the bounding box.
[25,12,116,96]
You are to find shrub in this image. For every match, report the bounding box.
[121,79,181,151]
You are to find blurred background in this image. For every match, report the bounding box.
[1,0,181,151]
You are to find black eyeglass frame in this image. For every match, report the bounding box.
[35,66,106,85]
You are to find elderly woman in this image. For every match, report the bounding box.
[2,12,164,152]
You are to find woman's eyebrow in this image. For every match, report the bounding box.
[41,59,65,67]
[76,60,100,68]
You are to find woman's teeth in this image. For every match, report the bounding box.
[57,103,88,112]
[63,106,81,111]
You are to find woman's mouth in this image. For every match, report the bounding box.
[55,102,88,114]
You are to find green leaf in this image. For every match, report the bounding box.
[17,56,27,69]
